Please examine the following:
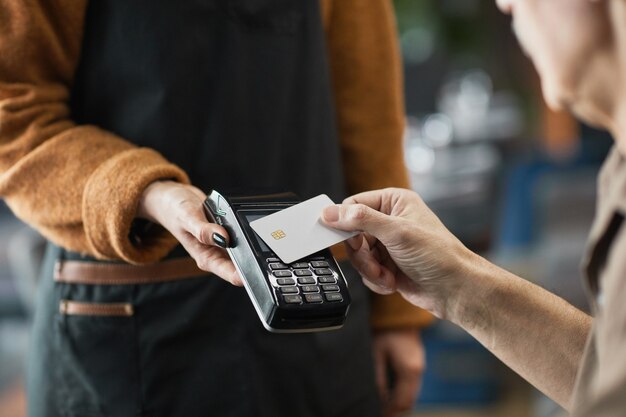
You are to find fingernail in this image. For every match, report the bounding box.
[212,232,228,248]
[322,205,340,222]
[379,281,393,292]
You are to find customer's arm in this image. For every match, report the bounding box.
[450,253,591,410]
[322,188,592,410]
[0,1,238,282]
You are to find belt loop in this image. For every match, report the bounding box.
[54,260,63,280]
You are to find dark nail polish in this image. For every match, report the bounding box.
[212,232,228,248]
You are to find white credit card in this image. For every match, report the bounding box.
[250,194,357,264]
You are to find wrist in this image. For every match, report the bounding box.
[137,180,179,224]
[415,240,481,321]
[442,249,497,326]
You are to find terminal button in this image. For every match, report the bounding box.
[301,285,319,293]
[304,294,323,303]
[325,293,343,302]
[284,295,303,304]
[276,278,296,286]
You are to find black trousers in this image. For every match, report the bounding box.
[27,244,380,417]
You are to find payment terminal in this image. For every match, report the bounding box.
[203,190,351,333]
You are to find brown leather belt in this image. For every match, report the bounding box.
[53,257,208,285]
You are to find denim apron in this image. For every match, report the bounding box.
[26,1,379,416]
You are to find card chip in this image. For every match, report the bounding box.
[271,230,287,240]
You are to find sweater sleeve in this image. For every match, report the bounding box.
[0,0,189,265]
[323,0,434,330]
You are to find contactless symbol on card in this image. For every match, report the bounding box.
[271,230,287,240]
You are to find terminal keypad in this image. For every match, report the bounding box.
[266,255,343,305]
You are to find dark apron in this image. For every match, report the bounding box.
[27,1,379,416]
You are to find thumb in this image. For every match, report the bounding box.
[182,205,230,247]
[322,204,392,241]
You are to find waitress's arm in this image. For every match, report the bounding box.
[0,0,201,265]
[322,0,433,330]
[323,0,433,414]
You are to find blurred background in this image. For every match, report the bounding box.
[0,1,613,416]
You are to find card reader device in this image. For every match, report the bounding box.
[203,190,351,333]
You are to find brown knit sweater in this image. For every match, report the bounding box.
[0,0,432,329]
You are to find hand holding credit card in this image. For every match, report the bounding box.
[250,194,357,264]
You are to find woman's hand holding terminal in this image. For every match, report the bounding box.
[137,181,242,286]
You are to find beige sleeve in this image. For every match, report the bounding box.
[0,0,189,264]
[323,0,409,195]
[575,225,626,416]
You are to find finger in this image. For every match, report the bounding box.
[346,234,364,251]
[361,232,378,250]
[350,247,381,278]
[361,276,396,295]
[376,242,399,276]
[202,249,243,286]
[355,267,396,295]
[370,242,390,265]
[321,203,392,242]
[387,334,425,416]
[180,206,231,247]
[373,342,390,404]
[388,372,421,416]
[360,264,397,295]
[341,189,390,212]
[346,232,376,253]
[179,233,242,286]
[350,248,397,292]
